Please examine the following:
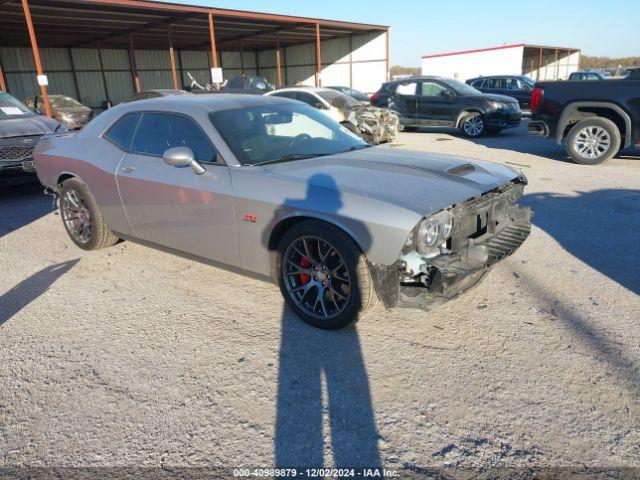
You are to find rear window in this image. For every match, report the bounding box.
[104,112,141,150]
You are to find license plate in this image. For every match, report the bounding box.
[22,160,35,172]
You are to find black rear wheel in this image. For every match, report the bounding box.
[60,178,119,250]
[276,221,376,329]
[565,117,621,165]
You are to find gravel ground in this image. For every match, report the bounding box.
[1,123,639,475]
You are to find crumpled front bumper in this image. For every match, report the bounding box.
[370,182,532,311]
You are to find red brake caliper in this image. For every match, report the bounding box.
[299,256,311,285]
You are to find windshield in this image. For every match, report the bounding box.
[444,79,482,96]
[316,90,360,109]
[209,102,367,165]
[0,92,33,119]
[49,96,84,108]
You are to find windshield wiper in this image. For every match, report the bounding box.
[253,152,333,166]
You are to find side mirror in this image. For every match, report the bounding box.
[162,146,206,175]
[443,90,455,99]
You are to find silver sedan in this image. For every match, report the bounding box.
[35,95,531,329]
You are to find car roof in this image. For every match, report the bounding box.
[117,93,296,112]
[269,86,331,93]
[80,94,299,137]
[144,89,187,93]
[467,75,528,80]
[386,76,450,84]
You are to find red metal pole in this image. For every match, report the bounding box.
[348,34,353,88]
[168,27,179,90]
[537,47,543,81]
[208,13,219,68]
[0,62,7,92]
[21,0,51,117]
[385,29,390,82]
[129,34,141,93]
[276,35,282,88]
[315,22,322,86]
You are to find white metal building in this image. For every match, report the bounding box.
[421,44,580,83]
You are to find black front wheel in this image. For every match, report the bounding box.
[276,221,376,329]
[460,112,486,138]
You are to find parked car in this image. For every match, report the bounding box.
[528,78,640,164]
[371,76,522,137]
[625,68,640,80]
[221,75,274,94]
[24,95,92,130]
[34,95,531,329]
[266,86,398,144]
[1,92,63,185]
[124,89,192,103]
[466,75,534,110]
[326,86,370,103]
[568,71,606,81]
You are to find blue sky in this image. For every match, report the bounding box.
[172,0,639,66]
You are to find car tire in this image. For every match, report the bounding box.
[565,117,621,165]
[460,112,486,138]
[276,220,376,330]
[60,177,119,250]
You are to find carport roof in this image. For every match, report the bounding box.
[0,0,389,51]
[422,43,580,59]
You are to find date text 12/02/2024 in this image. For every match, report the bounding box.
[233,468,398,478]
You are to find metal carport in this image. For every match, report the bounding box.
[0,0,389,117]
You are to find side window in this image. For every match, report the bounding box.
[104,112,141,151]
[396,82,417,95]
[294,92,321,107]
[419,81,448,97]
[506,78,522,91]
[471,79,485,88]
[130,113,217,163]
[487,78,506,89]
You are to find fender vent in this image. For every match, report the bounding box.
[447,163,476,176]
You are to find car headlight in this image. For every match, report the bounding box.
[487,101,506,110]
[415,210,454,254]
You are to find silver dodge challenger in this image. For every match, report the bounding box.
[34,94,531,329]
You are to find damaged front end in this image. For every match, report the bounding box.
[343,106,399,144]
[370,179,532,310]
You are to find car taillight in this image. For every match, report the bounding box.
[530,88,543,114]
[370,93,380,104]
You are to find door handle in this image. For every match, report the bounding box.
[121,166,136,173]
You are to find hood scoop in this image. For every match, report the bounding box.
[447,163,476,176]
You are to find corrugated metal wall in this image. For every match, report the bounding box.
[0,30,388,106]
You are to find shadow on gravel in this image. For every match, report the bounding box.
[275,310,380,468]
[269,174,380,468]
[521,189,640,295]
[0,181,51,239]
[0,258,79,326]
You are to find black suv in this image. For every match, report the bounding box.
[466,75,534,110]
[371,76,521,137]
